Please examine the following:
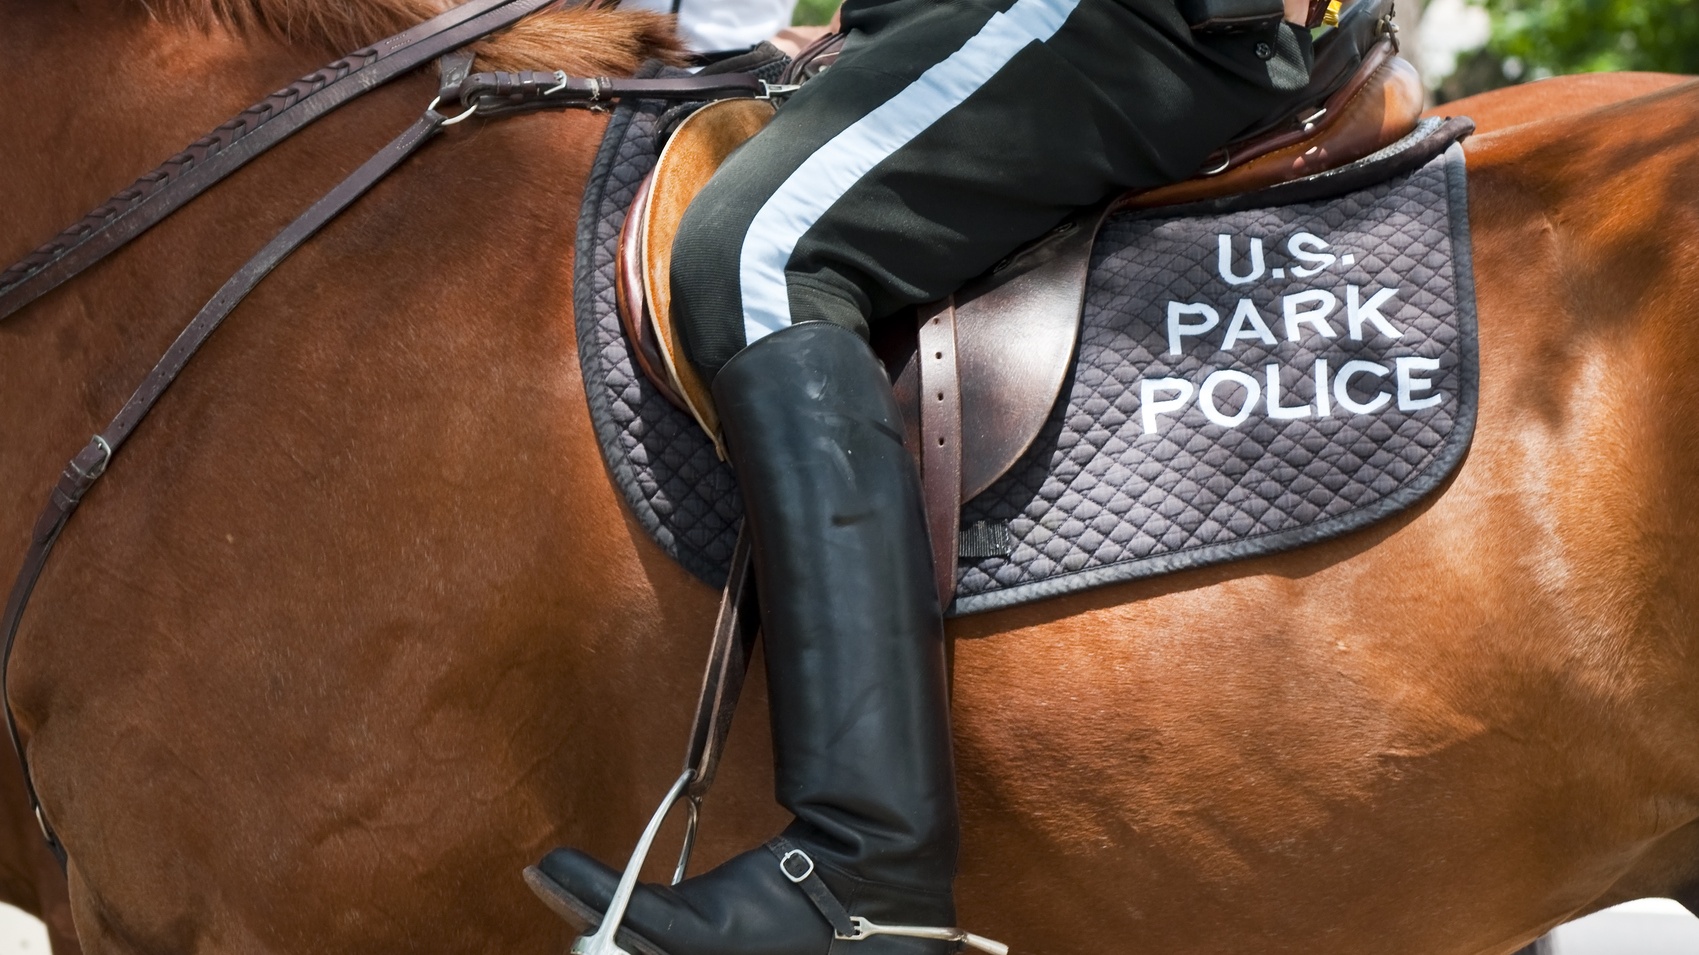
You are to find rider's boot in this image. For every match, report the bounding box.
[526,321,966,955]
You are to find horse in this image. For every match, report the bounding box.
[5,2,1699,952]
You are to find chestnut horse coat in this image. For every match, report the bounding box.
[3,3,1699,953]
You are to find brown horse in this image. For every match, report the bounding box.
[6,2,1699,952]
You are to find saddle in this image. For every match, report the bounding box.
[617,0,1422,599]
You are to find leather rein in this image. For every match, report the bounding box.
[0,0,776,865]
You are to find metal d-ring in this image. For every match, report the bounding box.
[1201,150,1232,176]
[425,95,481,126]
[572,770,696,955]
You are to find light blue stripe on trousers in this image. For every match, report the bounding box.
[736,0,1087,345]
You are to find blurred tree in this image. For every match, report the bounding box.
[792,0,836,26]
[1481,0,1699,75]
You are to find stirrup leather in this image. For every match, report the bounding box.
[765,839,1010,955]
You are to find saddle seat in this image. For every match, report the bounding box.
[615,10,1423,596]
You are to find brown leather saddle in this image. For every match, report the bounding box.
[618,0,1420,599]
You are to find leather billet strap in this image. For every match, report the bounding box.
[1,99,454,868]
[681,529,758,803]
[460,70,769,118]
[917,298,963,608]
[0,0,557,323]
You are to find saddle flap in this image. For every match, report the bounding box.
[950,205,1103,501]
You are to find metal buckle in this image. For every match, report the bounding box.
[758,80,802,100]
[83,435,112,480]
[779,848,815,883]
[545,70,570,96]
[1379,13,1401,51]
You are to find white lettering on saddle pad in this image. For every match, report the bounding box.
[1141,231,1443,435]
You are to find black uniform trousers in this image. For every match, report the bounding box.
[672,0,1315,379]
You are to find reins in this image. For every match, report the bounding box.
[1,0,776,867]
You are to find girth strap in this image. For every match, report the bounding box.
[0,0,554,323]
[1,100,454,867]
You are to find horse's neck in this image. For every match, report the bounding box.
[0,6,400,560]
[0,4,309,266]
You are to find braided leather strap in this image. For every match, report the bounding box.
[0,0,554,322]
[2,102,449,867]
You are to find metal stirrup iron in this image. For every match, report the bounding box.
[571,529,760,955]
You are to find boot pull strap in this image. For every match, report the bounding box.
[765,838,859,937]
[763,839,1012,955]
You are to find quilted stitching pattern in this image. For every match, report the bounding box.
[953,153,1473,613]
[575,67,742,587]
[578,97,1475,614]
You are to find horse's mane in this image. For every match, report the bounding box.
[140,0,686,74]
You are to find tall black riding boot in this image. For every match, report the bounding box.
[527,322,991,955]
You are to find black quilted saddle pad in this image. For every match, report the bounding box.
[574,82,1478,616]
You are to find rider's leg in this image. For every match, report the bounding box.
[671,0,1312,377]
[535,319,959,955]
[530,0,1313,951]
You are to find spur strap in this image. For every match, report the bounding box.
[764,839,1010,955]
[0,0,553,323]
[1,82,464,869]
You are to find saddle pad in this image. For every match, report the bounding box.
[575,83,1478,615]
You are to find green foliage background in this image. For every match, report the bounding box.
[1479,0,1699,75]
[792,0,837,26]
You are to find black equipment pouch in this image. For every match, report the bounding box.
[1179,0,1286,33]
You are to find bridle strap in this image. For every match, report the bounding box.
[1,101,452,865]
[459,70,769,117]
[0,0,553,323]
[0,0,783,870]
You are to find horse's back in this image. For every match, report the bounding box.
[1430,71,1694,134]
[946,76,1699,953]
